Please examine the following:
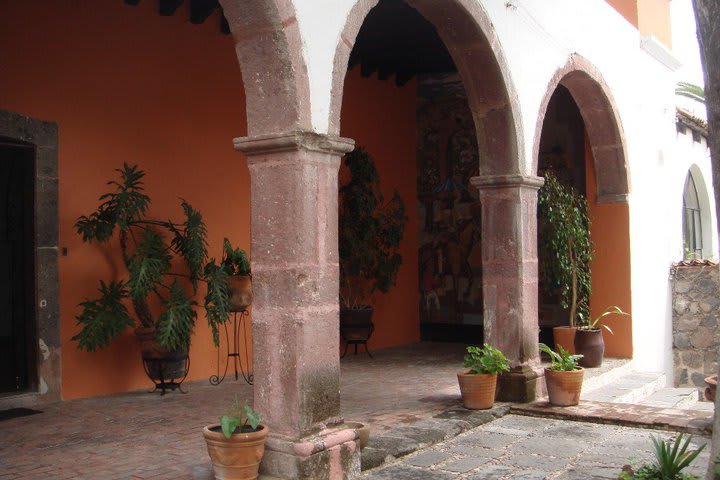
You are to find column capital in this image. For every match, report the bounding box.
[234,130,355,157]
[470,174,544,191]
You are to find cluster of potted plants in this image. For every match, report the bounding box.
[73,164,252,383]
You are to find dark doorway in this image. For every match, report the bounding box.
[0,139,36,394]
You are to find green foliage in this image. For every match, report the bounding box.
[220,395,263,438]
[73,165,245,352]
[538,171,593,328]
[463,344,511,375]
[221,238,251,276]
[339,148,408,308]
[618,434,704,480]
[676,82,706,104]
[539,343,583,371]
[72,281,134,352]
[581,305,629,334]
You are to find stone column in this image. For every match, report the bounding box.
[235,131,360,480]
[470,174,544,402]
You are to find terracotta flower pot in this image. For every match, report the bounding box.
[705,374,717,402]
[552,326,577,355]
[544,367,584,406]
[227,275,253,312]
[574,329,604,367]
[457,370,498,409]
[343,421,370,449]
[203,423,269,480]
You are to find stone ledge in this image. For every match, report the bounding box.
[360,404,510,471]
[510,400,713,436]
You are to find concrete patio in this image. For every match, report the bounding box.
[0,343,714,479]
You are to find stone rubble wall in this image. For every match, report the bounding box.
[672,265,720,392]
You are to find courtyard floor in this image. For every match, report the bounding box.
[0,343,714,479]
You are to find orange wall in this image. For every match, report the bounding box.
[0,1,251,399]
[606,0,639,27]
[605,0,672,48]
[339,69,420,351]
[586,137,633,358]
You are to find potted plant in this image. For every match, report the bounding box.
[457,344,511,409]
[212,238,252,313]
[338,148,407,352]
[203,396,268,480]
[618,433,705,479]
[539,343,584,406]
[575,305,629,368]
[73,164,243,382]
[538,171,593,354]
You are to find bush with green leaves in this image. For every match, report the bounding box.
[538,171,593,328]
[618,434,705,480]
[339,147,408,309]
[220,395,263,438]
[73,164,244,352]
[463,344,511,375]
[582,304,629,333]
[539,343,583,371]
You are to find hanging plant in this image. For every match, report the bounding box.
[537,171,593,328]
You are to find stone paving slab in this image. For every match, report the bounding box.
[362,414,712,480]
[511,400,713,436]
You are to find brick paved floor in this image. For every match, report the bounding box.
[361,414,712,480]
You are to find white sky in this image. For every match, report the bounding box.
[671,0,705,86]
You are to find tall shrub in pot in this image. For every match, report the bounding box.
[338,148,408,347]
[538,171,593,354]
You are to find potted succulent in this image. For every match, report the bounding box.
[538,171,593,354]
[203,396,268,480]
[575,305,629,368]
[618,433,705,479]
[338,148,407,352]
[73,164,244,382]
[539,343,584,406]
[457,344,511,409]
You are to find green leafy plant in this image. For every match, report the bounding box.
[539,343,583,371]
[220,395,262,438]
[676,81,705,104]
[580,305,629,333]
[538,171,593,328]
[339,147,408,309]
[73,164,244,352]
[463,344,511,375]
[618,434,705,479]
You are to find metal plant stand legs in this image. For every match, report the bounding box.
[210,310,253,385]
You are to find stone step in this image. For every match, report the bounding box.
[581,371,666,403]
[640,387,699,409]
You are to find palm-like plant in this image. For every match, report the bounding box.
[73,164,239,352]
[676,82,706,103]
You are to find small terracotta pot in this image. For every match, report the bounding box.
[544,367,584,406]
[203,423,269,480]
[574,329,604,367]
[227,275,253,312]
[457,370,498,409]
[705,375,717,402]
[343,421,370,449]
[552,326,577,354]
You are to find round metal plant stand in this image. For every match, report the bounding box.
[210,310,253,386]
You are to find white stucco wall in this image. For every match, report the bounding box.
[289,0,714,375]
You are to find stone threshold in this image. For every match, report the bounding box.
[361,404,511,471]
[511,400,713,436]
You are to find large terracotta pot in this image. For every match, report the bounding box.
[227,275,253,312]
[705,375,717,402]
[552,326,577,355]
[544,367,584,406]
[203,423,269,480]
[457,370,498,409]
[134,327,188,381]
[574,329,604,368]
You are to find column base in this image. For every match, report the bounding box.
[497,364,544,403]
[260,426,361,480]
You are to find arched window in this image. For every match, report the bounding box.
[683,171,703,258]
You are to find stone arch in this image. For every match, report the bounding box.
[218,0,311,135]
[534,54,630,203]
[330,0,524,175]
